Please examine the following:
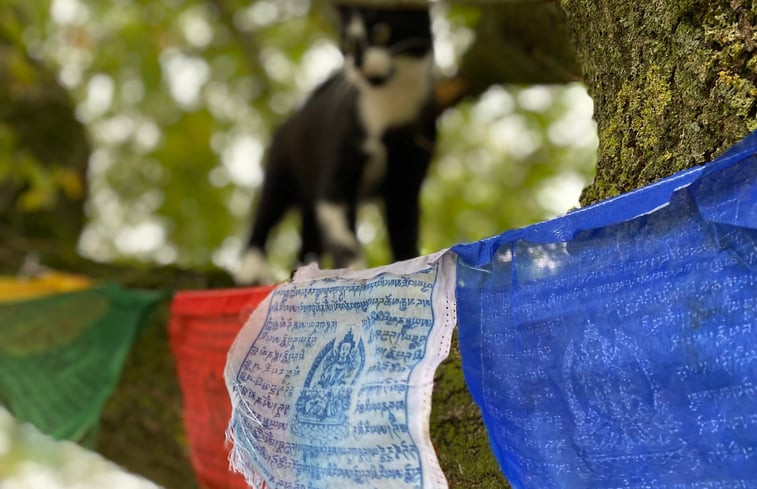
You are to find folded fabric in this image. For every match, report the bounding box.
[453,130,757,489]
[225,251,456,489]
[0,284,162,444]
[169,285,276,489]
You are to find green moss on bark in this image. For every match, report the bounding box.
[560,0,757,205]
[93,266,234,487]
[431,334,511,489]
[98,303,200,489]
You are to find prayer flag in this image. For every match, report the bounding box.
[169,285,276,489]
[0,284,162,444]
[453,131,757,489]
[0,406,163,488]
[225,252,457,489]
[0,271,91,302]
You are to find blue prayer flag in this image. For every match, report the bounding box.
[453,131,757,489]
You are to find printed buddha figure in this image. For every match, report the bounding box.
[294,329,365,440]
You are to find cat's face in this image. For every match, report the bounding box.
[337,6,433,87]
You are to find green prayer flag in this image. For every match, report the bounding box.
[0,283,163,444]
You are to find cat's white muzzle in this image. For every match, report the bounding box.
[360,48,394,86]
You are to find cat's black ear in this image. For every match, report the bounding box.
[335,4,350,21]
[333,4,352,40]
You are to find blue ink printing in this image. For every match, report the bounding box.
[225,253,456,489]
[453,130,757,489]
[293,329,365,440]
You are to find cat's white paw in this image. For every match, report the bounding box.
[346,257,366,270]
[234,248,274,285]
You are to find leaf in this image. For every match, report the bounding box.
[55,167,85,200]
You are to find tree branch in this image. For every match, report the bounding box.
[336,0,550,6]
[206,0,274,108]
[458,2,579,93]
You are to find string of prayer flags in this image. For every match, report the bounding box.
[225,251,457,489]
[452,130,757,489]
[169,285,276,489]
[0,284,162,444]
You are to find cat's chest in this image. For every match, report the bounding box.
[353,55,432,190]
[356,55,433,137]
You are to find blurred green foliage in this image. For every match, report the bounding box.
[1,0,596,279]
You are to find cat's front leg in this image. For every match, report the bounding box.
[384,183,421,261]
[383,126,435,262]
[314,137,368,270]
[235,152,293,284]
[297,204,322,266]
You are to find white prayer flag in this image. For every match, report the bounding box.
[225,251,456,489]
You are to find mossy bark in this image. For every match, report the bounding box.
[560,0,757,205]
[96,267,234,489]
[431,337,511,488]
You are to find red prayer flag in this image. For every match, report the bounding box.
[169,286,275,489]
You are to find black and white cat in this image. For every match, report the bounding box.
[235,5,437,284]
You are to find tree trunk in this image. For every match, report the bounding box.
[0,8,90,259]
[559,0,757,205]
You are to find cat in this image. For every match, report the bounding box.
[235,5,437,284]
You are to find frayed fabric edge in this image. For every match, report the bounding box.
[226,399,269,489]
[225,289,278,489]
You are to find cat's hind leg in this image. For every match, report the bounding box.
[235,158,294,284]
[297,203,322,266]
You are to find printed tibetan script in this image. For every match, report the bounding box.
[226,253,455,489]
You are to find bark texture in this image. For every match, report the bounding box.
[560,0,757,205]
